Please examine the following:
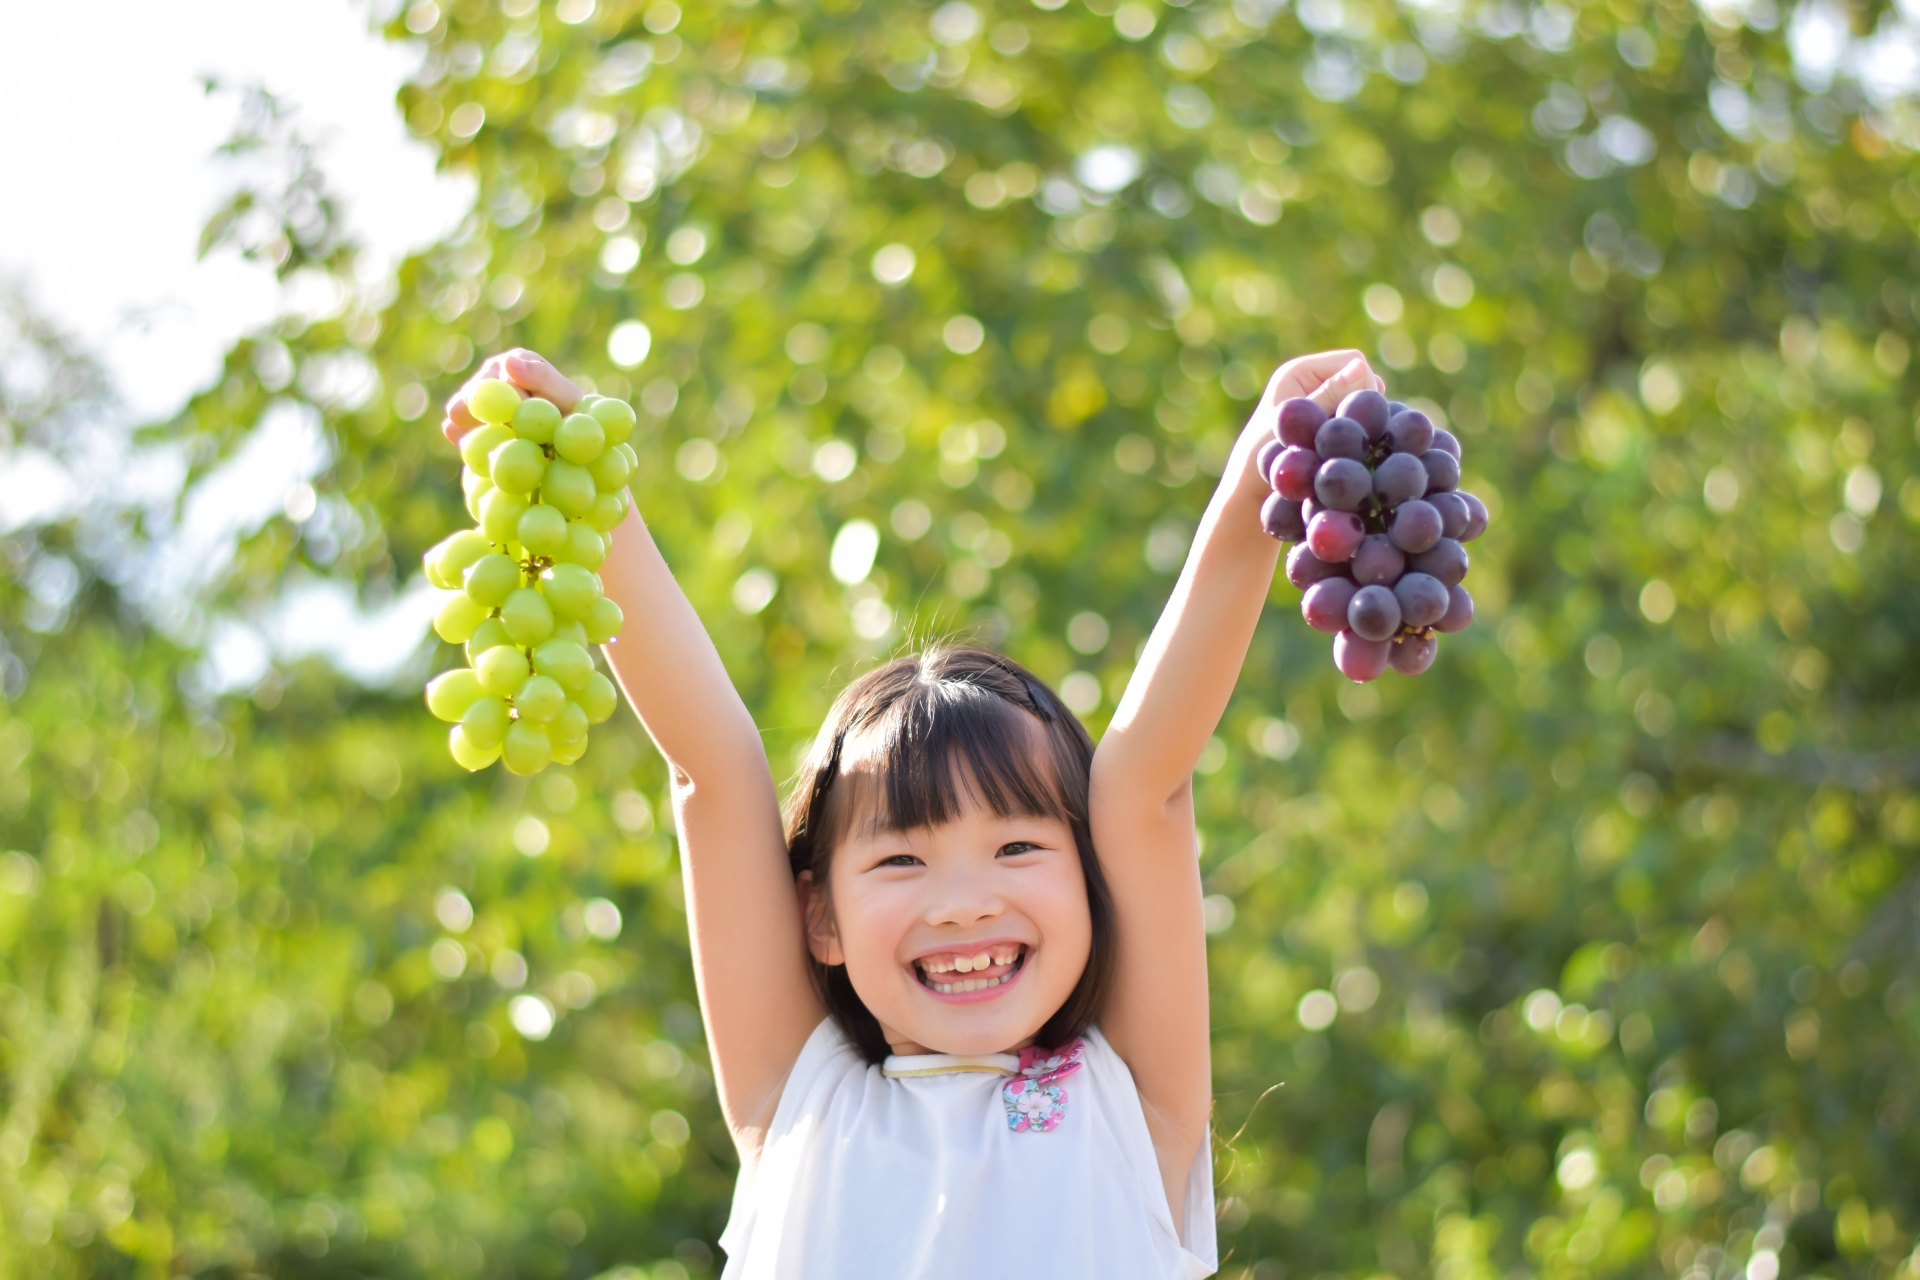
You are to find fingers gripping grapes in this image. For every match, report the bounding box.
[424,370,637,774]
[1259,384,1491,682]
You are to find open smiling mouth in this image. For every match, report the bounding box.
[914,944,1028,995]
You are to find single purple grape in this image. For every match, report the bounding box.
[1434,583,1475,632]
[1306,510,1366,563]
[1348,583,1403,641]
[1372,452,1428,507]
[1314,417,1368,461]
[1388,400,1408,417]
[1431,428,1462,460]
[1256,438,1285,487]
[1427,491,1469,540]
[1314,457,1373,512]
[1385,409,1434,456]
[1351,534,1406,586]
[1286,542,1347,589]
[1260,492,1306,541]
[1278,397,1328,449]
[1392,571,1449,629]
[1334,629,1391,682]
[1301,497,1324,524]
[1421,449,1461,494]
[1387,499,1442,554]
[1338,389,1392,441]
[1458,491,1489,542]
[1301,577,1359,634]
[1273,447,1320,501]
[1410,537,1469,586]
[1389,632,1438,675]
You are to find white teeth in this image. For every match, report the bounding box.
[931,973,1009,995]
[919,946,1025,990]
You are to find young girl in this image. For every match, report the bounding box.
[441,345,1382,1278]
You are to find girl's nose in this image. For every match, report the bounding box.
[923,870,1004,927]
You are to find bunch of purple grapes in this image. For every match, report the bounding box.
[1257,390,1488,681]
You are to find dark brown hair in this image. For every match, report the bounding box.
[784,644,1116,1063]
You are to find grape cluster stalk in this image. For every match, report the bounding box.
[1256,390,1489,682]
[421,379,636,774]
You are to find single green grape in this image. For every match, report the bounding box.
[464,474,493,523]
[476,644,531,698]
[463,553,521,608]
[588,442,633,492]
[550,699,590,744]
[500,586,556,646]
[423,535,458,589]
[542,563,603,620]
[542,459,596,518]
[459,422,515,476]
[549,729,589,767]
[502,720,553,775]
[513,673,567,723]
[489,438,548,496]
[584,489,629,533]
[433,529,494,584]
[434,592,490,645]
[554,412,607,465]
[555,523,606,571]
[461,695,511,750]
[426,668,486,721]
[480,488,529,547]
[575,393,604,412]
[470,378,523,426]
[517,503,568,557]
[583,595,625,645]
[450,724,501,771]
[532,638,593,693]
[513,396,562,443]
[589,396,637,447]
[579,671,618,724]
[465,617,512,663]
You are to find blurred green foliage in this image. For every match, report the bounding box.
[2,0,1918,1275]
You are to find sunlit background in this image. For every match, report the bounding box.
[2,0,1917,1276]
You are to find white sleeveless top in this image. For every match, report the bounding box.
[719,1019,1217,1279]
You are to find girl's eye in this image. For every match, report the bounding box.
[879,854,921,868]
[997,841,1041,858]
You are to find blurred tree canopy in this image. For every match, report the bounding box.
[2,0,1917,1276]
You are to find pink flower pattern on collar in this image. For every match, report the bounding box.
[1001,1039,1085,1133]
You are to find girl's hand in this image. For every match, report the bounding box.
[1242,348,1383,458]
[440,349,584,444]
[1227,349,1382,498]
[1267,348,1384,413]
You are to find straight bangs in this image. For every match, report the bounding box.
[821,681,1084,857]
[784,644,1115,1064]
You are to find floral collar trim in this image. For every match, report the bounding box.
[1002,1040,1085,1133]
[879,1039,1089,1133]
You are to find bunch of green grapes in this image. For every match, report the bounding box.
[421,379,636,774]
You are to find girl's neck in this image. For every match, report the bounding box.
[883,1031,1038,1057]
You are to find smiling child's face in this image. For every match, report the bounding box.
[804,758,1093,1058]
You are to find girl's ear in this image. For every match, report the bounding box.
[796,870,845,966]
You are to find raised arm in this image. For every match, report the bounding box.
[1088,350,1381,1220]
[444,351,822,1158]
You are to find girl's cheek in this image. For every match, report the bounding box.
[839,881,917,965]
[1030,864,1094,949]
